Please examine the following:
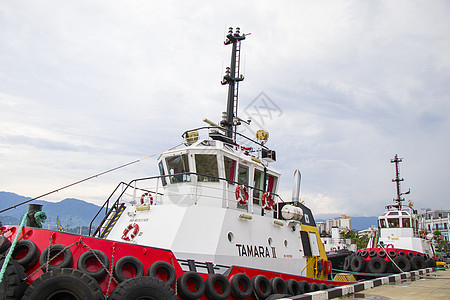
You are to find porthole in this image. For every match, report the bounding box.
[268,237,273,246]
[227,232,234,243]
[284,240,288,247]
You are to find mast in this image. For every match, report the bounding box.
[221,27,246,140]
[390,154,410,210]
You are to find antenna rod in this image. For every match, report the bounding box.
[391,154,406,210]
[221,27,245,139]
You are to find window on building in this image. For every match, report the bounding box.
[224,156,237,184]
[166,154,190,183]
[444,223,448,230]
[195,154,219,182]
[428,224,431,230]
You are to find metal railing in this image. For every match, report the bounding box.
[89,172,283,237]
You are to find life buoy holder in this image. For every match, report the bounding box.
[140,192,153,205]
[235,185,249,205]
[385,244,394,249]
[122,223,139,241]
[261,192,273,210]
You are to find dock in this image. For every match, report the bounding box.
[283,267,449,300]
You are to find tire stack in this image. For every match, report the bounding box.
[344,248,435,275]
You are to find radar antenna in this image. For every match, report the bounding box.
[221,27,246,141]
[390,154,410,210]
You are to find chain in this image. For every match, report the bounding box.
[170,255,178,295]
[45,235,53,273]
[105,243,117,298]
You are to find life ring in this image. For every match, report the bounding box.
[331,247,337,251]
[385,244,394,249]
[235,185,249,205]
[261,192,273,210]
[140,192,153,205]
[122,223,139,241]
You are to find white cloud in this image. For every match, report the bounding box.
[0,1,449,217]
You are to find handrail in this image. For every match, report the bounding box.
[88,171,283,237]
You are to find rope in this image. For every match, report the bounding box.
[378,243,403,273]
[0,214,27,283]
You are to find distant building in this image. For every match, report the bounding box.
[316,221,326,235]
[326,218,339,233]
[417,209,450,241]
[321,227,357,252]
[339,215,351,231]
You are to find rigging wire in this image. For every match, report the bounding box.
[0,154,156,214]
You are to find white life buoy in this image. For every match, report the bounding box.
[261,192,273,210]
[140,192,153,205]
[235,185,249,205]
[122,223,139,241]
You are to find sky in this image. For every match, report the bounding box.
[1,1,449,217]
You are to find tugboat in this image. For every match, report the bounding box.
[0,28,352,300]
[344,154,437,275]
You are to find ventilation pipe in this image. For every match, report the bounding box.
[292,169,301,204]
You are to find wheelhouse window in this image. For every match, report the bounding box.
[224,156,237,184]
[402,218,411,228]
[158,161,167,186]
[266,174,278,193]
[166,154,190,183]
[379,219,387,228]
[387,218,400,228]
[237,164,249,185]
[253,169,264,205]
[195,154,219,182]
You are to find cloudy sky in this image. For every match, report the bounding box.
[1,1,449,217]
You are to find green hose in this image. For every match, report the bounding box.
[0,214,27,283]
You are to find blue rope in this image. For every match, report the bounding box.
[0,214,27,283]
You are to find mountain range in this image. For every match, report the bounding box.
[0,191,105,230]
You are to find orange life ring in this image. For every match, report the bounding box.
[235,185,249,205]
[385,244,394,249]
[122,223,139,241]
[140,192,153,205]
[261,192,273,210]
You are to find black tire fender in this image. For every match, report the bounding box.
[22,268,103,300]
[252,274,271,299]
[269,277,287,294]
[360,250,368,258]
[230,273,252,299]
[393,256,411,273]
[147,260,177,287]
[425,258,436,268]
[410,256,426,270]
[177,271,205,300]
[398,251,406,257]
[204,274,230,300]
[298,280,310,294]
[343,256,351,271]
[285,279,301,295]
[351,255,366,272]
[0,255,28,300]
[310,282,320,291]
[319,283,328,290]
[113,256,145,283]
[388,250,397,258]
[0,236,12,254]
[378,250,386,258]
[367,257,387,273]
[39,244,73,272]
[368,250,377,257]
[109,276,177,300]
[407,252,414,259]
[12,240,39,270]
[77,249,110,281]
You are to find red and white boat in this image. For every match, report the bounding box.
[344,154,437,275]
[0,27,352,300]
